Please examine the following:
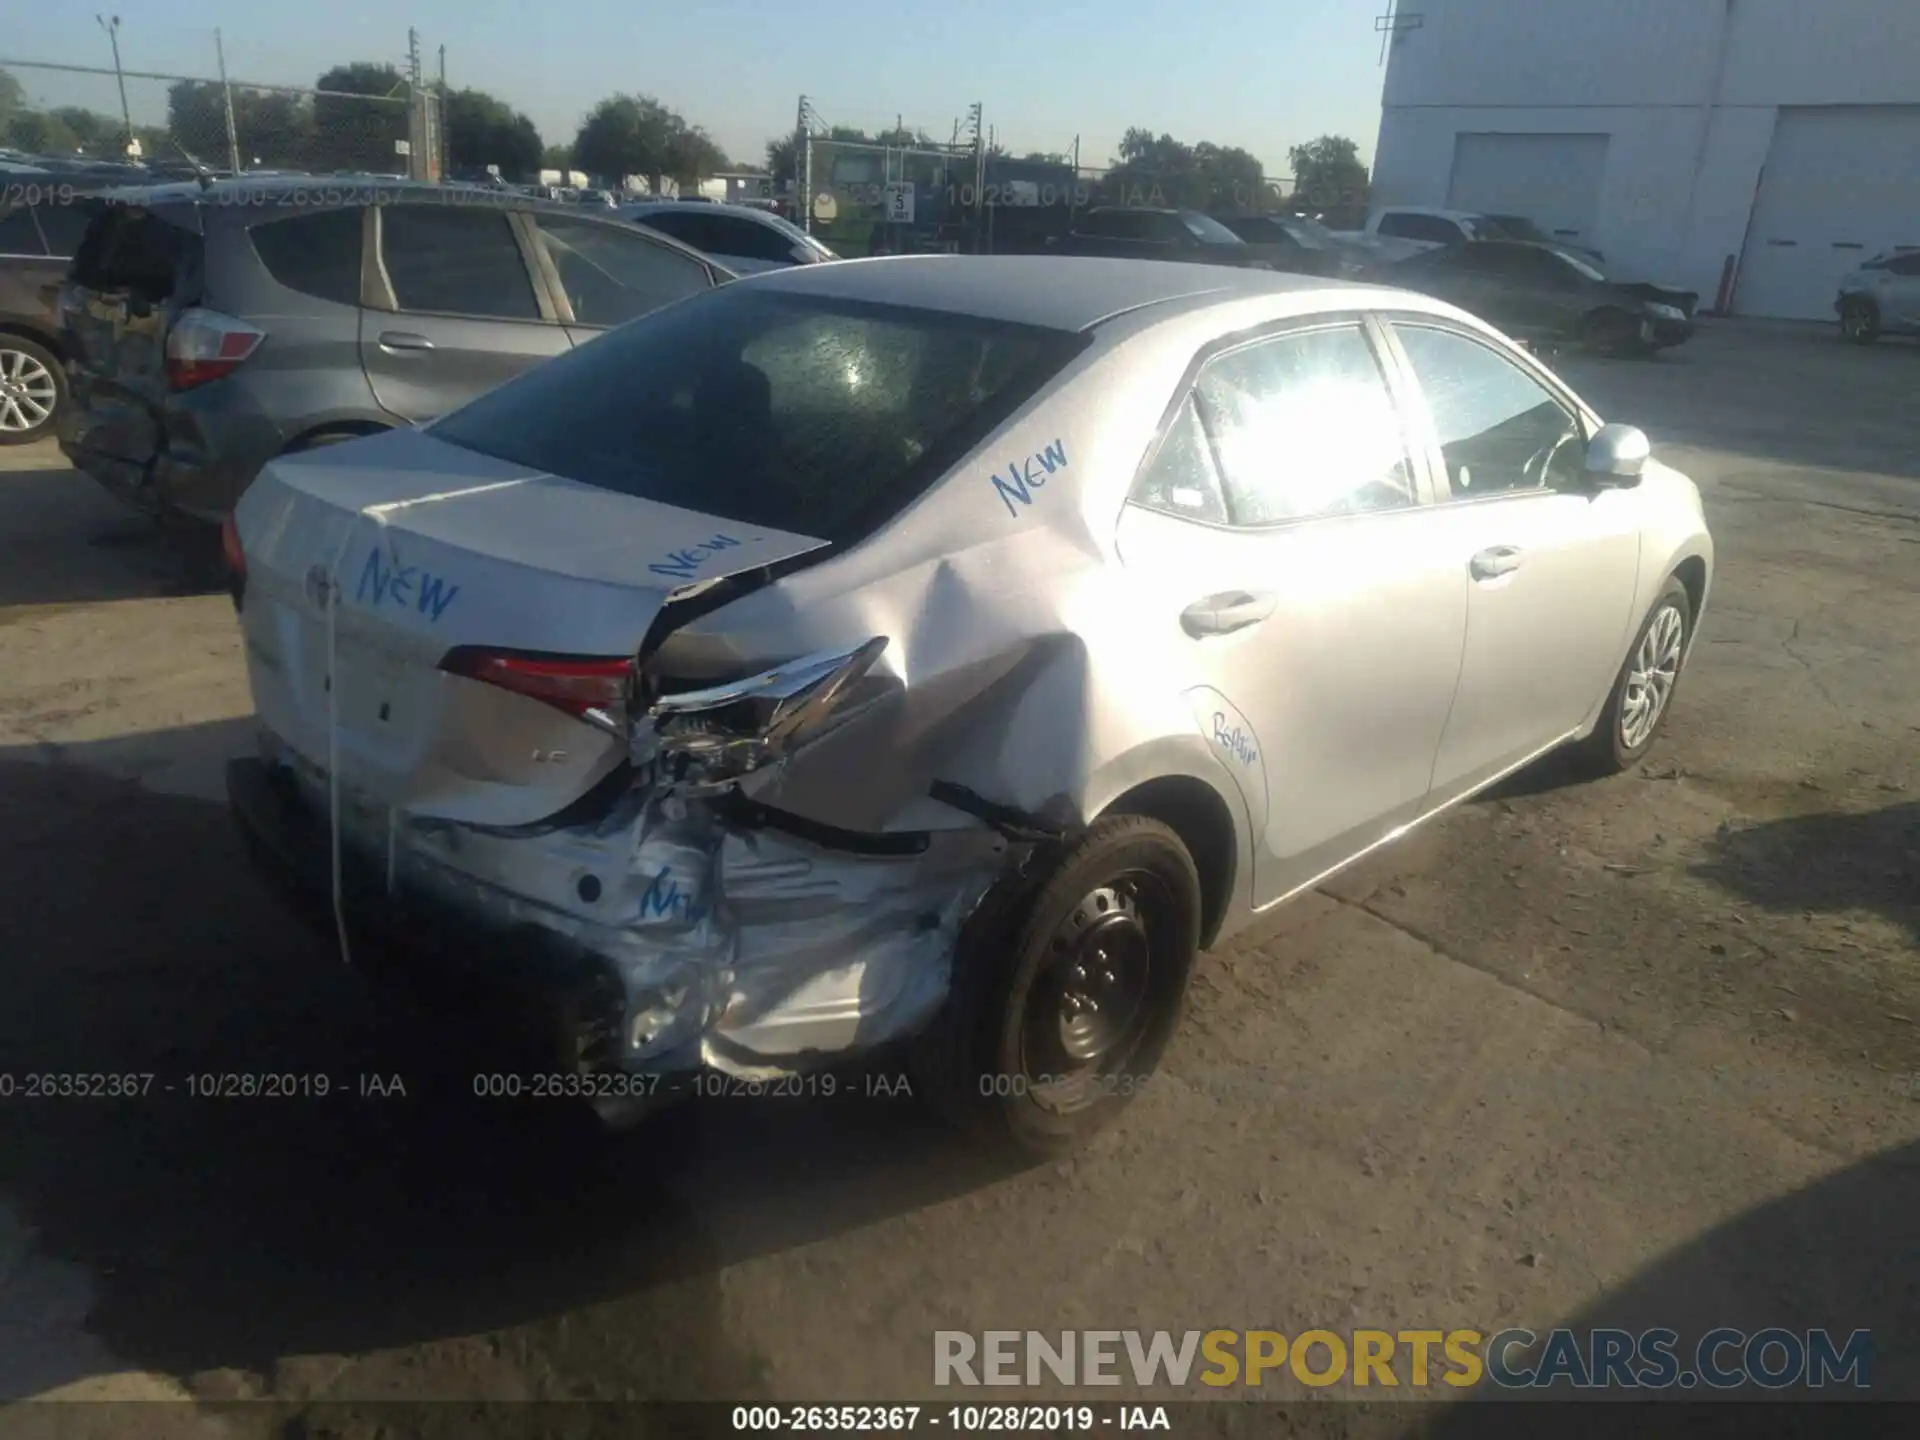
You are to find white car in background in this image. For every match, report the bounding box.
[1835,248,1920,343]
[621,200,837,274]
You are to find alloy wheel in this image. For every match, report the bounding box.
[1620,602,1685,750]
[0,347,57,435]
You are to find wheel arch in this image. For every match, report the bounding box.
[0,321,63,358]
[1096,771,1243,951]
[280,418,391,454]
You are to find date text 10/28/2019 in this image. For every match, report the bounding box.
[730,1404,1171,1432]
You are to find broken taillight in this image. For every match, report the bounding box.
[166,308,265,391]
[440,649,634,726]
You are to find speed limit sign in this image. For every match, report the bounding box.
[883,182,915,224]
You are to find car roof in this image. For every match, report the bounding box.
[742,254,1346,331]
[102,174,590,216]
[1380,206,1486,219]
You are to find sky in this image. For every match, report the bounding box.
[3,0,1388,176]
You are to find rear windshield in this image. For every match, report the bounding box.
[430,287,1086,545]
[69,205,195,301]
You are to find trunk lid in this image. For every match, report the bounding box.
[59,199,203,466]
[234,425,831,828]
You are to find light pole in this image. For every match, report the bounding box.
[96,14,133,157]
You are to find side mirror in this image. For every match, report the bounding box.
[1585,423,1650,486]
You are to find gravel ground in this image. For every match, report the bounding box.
[0,320,1915,1432]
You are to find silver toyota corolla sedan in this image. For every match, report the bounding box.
[223,255,1713,1156]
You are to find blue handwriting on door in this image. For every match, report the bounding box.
[1212,712,1258,767]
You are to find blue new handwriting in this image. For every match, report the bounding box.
[356,547,461,622]
[990,438,1069,517]
[649,533,743,580]
[638,864,707,924]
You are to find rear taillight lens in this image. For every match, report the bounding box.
[219,511,246,610]
[166,308,265,391]
[440,649,634,723]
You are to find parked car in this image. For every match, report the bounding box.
[1835,248,1920,344]
[0,187,113,443]
[1478,213,1606,265]
[1387,240,1698,355]
[621,200,838,274]
[56,177,733,521]
[223,255,1712,1155]
[1207,213,1371,278]
[1050,207,1273,269]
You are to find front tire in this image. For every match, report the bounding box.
[1839,298,1881,345]
[1581,308,1651,358]
[1572,577,1693,776]
[911,815,1202,1159]
[0,334,65,446]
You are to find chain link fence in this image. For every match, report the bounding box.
[2,53,435,182]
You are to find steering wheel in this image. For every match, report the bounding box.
[1523,430,1582,490]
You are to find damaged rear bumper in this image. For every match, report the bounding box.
[228,745,1016,1083]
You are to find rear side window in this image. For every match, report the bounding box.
[0,205,45,256]
[1130,395,1228,525]
[1888,252,1920,277]
[636,209,720,253]
[431,288,1085,545]
[250,208,363,306]
[380,206,540,320]
[532,214,712,327]
[707,214,799,263]
[69,206,192,301]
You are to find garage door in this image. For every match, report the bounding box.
[1446,133,1609,246]
[1734,106,1920,321]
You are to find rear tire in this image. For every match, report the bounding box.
[1571,577,1693,777]
[1839,299,1881,345]
[0,334,65,446]
[910,815,1202,1160]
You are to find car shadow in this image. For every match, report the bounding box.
[1404,1138,1919,1436]
[0,462,223,609]
[1689,800,1920,948]
[0,732,1025,1400]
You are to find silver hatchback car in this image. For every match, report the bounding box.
[224,256,1713,1155]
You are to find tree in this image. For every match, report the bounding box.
[764,134,795,185]
[166,81,312,169]
[0,69,25,128]
[1287,134,1369,211]
[311,62,408,173]
[573,93,717,194]
[443,87,542,181]
[1107,127,1267,210]
[540,143,572,173]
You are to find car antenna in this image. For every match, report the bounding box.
[171,139,215,192]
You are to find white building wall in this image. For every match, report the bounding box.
[1372,0,1920,312]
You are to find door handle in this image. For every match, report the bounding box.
[377,331,435,352]
[1180,590,1278,638]
[1470,546,1524,581]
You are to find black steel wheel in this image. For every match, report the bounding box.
[911,814,1203,1158]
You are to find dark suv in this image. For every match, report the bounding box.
[57,179,732,520]
[0,184,112,443]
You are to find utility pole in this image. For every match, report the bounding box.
[437,43,448,180]
[96,15,133,157]
[404,27,424,180]
[795,94,813,234]
[214,27,240,174]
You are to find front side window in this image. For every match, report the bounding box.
[533,213,712,327]
[380,206,540,320]
[431,288,1085,545]
[705,214,802,263]
[1393,324,1586,496]
[1194,324,1418,526]
[1380,213,1457,244]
